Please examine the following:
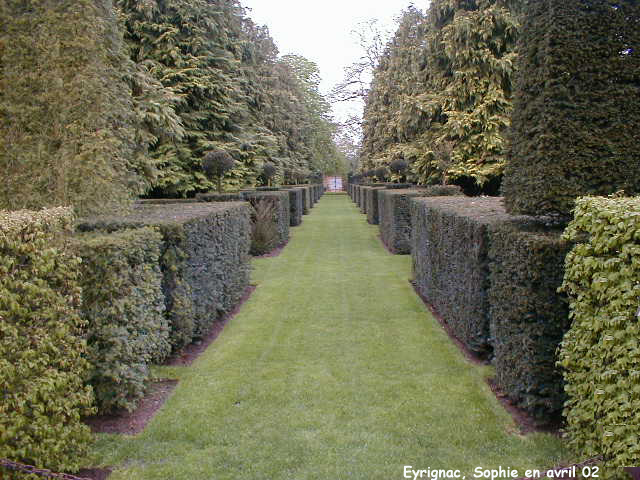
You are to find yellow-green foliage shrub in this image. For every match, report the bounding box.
[560,197,640,474]
[73,227,170,413]
[0,208,94,474]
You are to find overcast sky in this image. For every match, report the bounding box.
[240,1,420,122]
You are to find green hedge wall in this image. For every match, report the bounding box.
[73,227,170,413]
[366,187,386,225]
[559,197,640,472]
[381,186,461,254]
[78,202,251,351]
[195,192,245,202]
[360,186,372,214]
[488,219,571,419]
[282,187,304,226]
[502,0,640,216]
[0,208,94,473]
[411,196,508,356]
[243,191,290,252]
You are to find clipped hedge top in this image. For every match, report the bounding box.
[412,196,509,224]
[79,202,247,229]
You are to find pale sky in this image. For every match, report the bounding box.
[240,1,421,123]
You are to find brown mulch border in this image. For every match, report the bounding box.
[409,280,561,434]
[84,379,178,436]
[165,285,256,366]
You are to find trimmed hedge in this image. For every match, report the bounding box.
[0,208,94,473]
[73,227,170,413]
[559,197,640,471]
[366,187,386,225]
[196,192,245,202]
[243,191,290,252]
[380,185,462,254]
[78,203,251,351]
[282,187,304,226]
[411,196,507,356]
[502,0,640,216]
[488,219,571,419]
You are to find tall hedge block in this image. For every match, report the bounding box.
[380,186,462,254]
[559,197,640,471]
[0,208,94,473]
[488,220,571,419]
[243,191,290,248]
[195,192,245,202]
[78,203,251,351]
[366,187,386,225]
[411,196,507,356]
[73,227,170,413]
[282,187,304,226]
[502,0,640,216]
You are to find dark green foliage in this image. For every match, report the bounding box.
[248,199,280,256]
[137,199,201,205]
[0,208,94,473]
[0,0,152,214]
[380,186,461,254]
[77,203,251,351]
[502,0,640,216]
[374,167,389,182]
[282,188,304,226]
[559,197,640,471]
[243,191,290,253]
[73,228,170,413]
[410,196,506,356]
[488,220,571,419]
[203,150,236,194]
[256,187,281,192]
[283,185,311,214]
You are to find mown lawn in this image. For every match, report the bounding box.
[87,194,570,479]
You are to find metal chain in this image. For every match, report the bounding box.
[0,459,92,480]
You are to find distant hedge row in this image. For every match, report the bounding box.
[347,186,571,420]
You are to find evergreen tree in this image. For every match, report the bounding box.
[0,0,151,214]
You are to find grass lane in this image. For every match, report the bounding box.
[88,194,569,479]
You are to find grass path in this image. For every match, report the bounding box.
[89,194,568,479]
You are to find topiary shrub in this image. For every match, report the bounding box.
[260,162,277,187]
[559,196,640,475]
[488,218,571,420]
[380,186,462,254]
[502,0,640,217]
[366,187,386,225]
[202,150,235,194]
[77,203,251,352]
[0,208,94,474]
[73,227,170,413]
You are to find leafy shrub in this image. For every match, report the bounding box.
[366,187,387,225]
[0,208,94,473]
[381,186,461,254]
[244,191,290,254]
[77,203,251,351]
[73,227,170,413]
[261,163,277,186]
[559,196,640,473]
[488,219,571,419]
[502,0,640,216]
